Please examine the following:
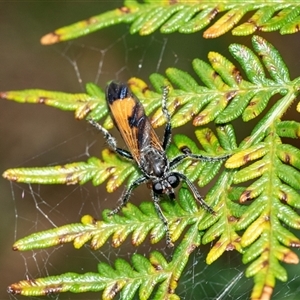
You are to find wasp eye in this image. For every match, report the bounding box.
[153,182,163,194]
[168,174,180,188]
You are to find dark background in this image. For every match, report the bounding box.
[1,2,300,300]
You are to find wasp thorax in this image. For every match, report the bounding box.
[140,148,167,177]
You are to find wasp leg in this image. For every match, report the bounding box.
[88,119,133,160]
[173,171,215,215]
[152,191,174,247]
[169,153,230,169]
[185,153,230,162]
[161,86,172,151]
[108,175,148,216]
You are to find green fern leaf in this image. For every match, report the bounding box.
[39,1,300,45]
[226,121,300,298]
[276,121,300,139]
[8,204,211,299]
[13,187,227,251]
[3,36,298,132]
[280,14,300,34]
[3,150,137,192]
[0,83,106,120]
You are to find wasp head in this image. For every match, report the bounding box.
[152,173,180,200]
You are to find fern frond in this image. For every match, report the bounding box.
[40,1,300,44]
[3,149,138,192]
[3,36,298,133]
[12,188,214,250]
[3,132,228,200]
[150,34,297,128]
[7,251,179,299]
[0,83,107,121]
[225,120,300,299]
[10,188,243,299]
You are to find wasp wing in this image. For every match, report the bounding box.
[106,82,163,162]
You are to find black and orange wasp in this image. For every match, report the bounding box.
[89,81,229,246]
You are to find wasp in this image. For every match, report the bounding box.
[89,81,228,247]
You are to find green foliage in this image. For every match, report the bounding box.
[2,35,300,300]
[226,121,300,299]
[3,149,137,192]
[12,188,211,250]
[9,212,200,300]
[0,83,107,120]
[40,0,300,45]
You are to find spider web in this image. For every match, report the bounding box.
[1,2,300,300]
